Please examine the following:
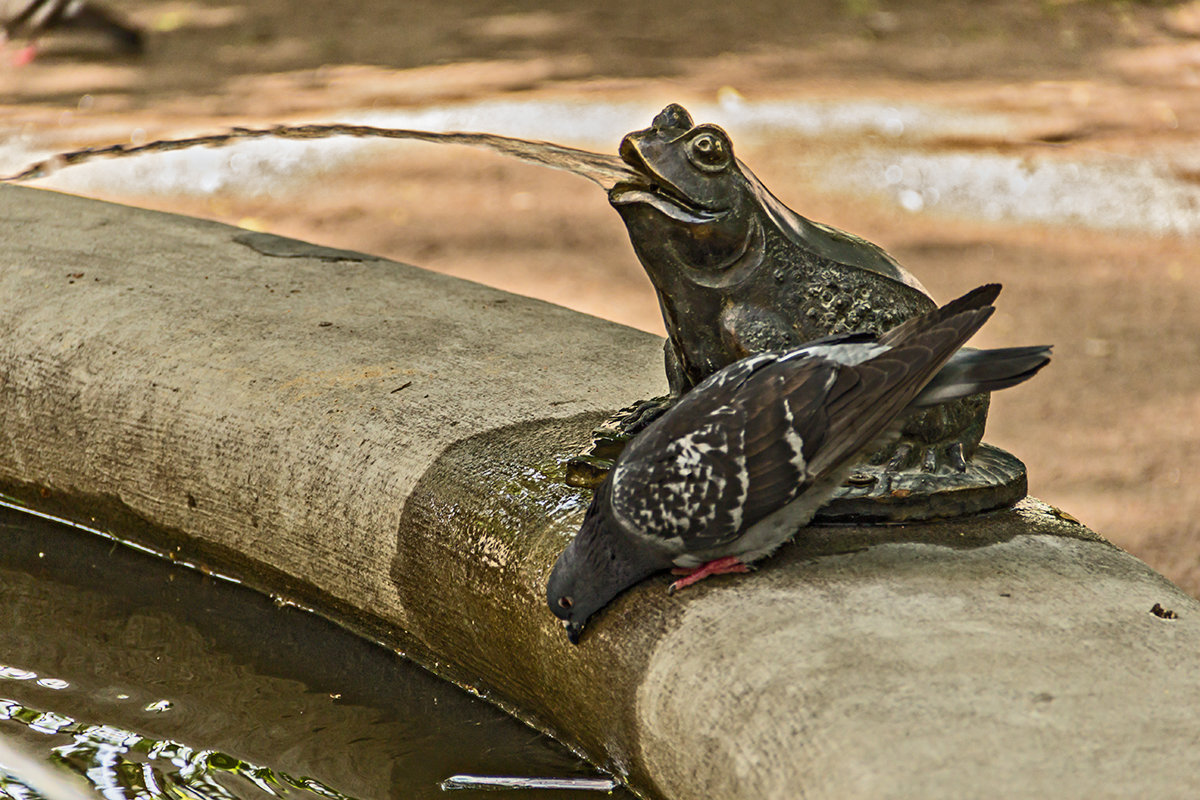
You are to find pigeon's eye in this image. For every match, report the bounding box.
[557,596,574,610]
[686,132,729,171]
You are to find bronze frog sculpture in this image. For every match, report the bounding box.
[571,104,1021,519]
[611,104,929,387]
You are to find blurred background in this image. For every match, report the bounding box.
[2,0,1199,595]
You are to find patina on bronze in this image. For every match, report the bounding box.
[569,103,1023,521]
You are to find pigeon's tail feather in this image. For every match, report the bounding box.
[806,287,1001,476]
[879,283,1001,346]
[910,345,1051,408]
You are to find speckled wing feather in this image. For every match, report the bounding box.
[608,403,749,548]
[608,352,843,551]
[607,355,764,549]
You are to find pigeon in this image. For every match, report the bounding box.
[547,284,1050,644]
[2,0,143,61]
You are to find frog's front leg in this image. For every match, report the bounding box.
[663,338,690,397]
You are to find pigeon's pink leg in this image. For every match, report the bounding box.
[12,43,38,66]
[668,556,751,594]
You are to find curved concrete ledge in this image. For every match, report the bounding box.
[3,183,1200,798]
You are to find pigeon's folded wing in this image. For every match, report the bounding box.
[608,354,846,551]
[605,355,773,549]
[730,359,838,527]
[609,404,750,549]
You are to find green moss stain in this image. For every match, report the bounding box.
[471,454,591,560]
[398,414,602,580]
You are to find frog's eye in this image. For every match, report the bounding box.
[557,596,574,610]
[686,131,730,171]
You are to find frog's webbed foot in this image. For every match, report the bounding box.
[565,395,674,487]
[943,442,968,473]
[917,441,969,473]
[885,443,913,472]
[907,440,969,474]
[880,437,970,475]
[622,396,673,436]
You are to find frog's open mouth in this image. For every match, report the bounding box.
[609,138,721,224]
[609,182,710,225]
[609,179,718,224]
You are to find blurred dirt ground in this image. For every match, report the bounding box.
[2,0,1199,594]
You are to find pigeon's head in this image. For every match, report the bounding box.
[546,507,610,645]
[546,482,659,645]
[546,545,589,645]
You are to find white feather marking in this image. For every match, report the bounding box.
[700,355,775,392]
[726,436,749,531]
[780,396,808,474]
[911,382,978,406]
[788,342,888,366]
[690,466,856,566]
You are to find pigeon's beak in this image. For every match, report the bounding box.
[563,619,583,645]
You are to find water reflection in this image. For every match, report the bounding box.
[1,698,357,800]
[0,507,627,800]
